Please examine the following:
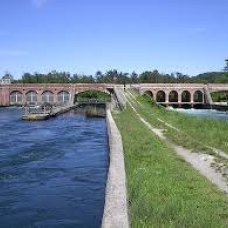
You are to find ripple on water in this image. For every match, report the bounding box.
[0,109,109,227]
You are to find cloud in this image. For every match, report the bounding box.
[0,50,29,57]
[32,0,49,8]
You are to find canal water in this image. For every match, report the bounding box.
[175,108,228,121]
[0,108,109,227]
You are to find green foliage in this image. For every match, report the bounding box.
[76,90,111,102]
[114,107,228,227]
[211,91,228,102]
[136,95,228,153]
[5,69,228,84]
[191,72,228,83]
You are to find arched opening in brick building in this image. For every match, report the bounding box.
[42,91,54,104]
[10,91,23,106]
[26,91,38,105]
[57,91,70,105]
[156,90,166,102]
[211,91,228,103]
[75,90,111,103]
[143,90,153,100]
[169,90,178,102]
[193,90,204,102]
[181,90,191,102]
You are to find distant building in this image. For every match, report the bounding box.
[224,59,228,72]
[0,78,11,85]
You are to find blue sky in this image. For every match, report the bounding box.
[0,0,228,78]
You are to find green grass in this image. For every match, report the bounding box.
[133,95,228,154]
[76,90,111,102]
[114,106,228,227]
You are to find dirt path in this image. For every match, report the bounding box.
[125,91,228,194]
[127,91,228,160]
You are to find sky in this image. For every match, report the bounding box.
[0,0,228,78]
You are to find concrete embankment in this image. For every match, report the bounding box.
[102,109,129,228]
[113,87,127,110]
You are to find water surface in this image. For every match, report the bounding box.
[175,108,228,121]
[0,108,108,227]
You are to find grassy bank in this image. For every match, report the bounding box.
[114,106,228,227]
[131,94,228,154]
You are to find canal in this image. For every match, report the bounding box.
[0,108,109,227]
[175,108,228,121]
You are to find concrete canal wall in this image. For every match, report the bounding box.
[102,109,129,228]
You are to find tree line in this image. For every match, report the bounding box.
[1,70,228,84]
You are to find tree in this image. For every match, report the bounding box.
[130,71,138,83]
[95,71,103,82]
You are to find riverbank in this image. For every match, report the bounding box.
[102,109,129,228]
[134,94,228,155]
[114,105,228,227]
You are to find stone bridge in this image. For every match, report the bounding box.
[0,83,228,107]
[136,83,228,106]
[0,83,114,106]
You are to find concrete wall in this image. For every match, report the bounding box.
[102,110,129,228]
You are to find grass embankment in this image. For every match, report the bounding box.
[131,94,228,154]
[114,106,228,227]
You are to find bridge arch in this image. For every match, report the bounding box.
[10,91,23,105]
[57,91,70,104]
[75,89,111,103]
[193,90,203,102]
[76,88,110,95]
[143,90,153,99]
[26,90,38,103]
[156,90,166,102]
[169,90,178,102]
[181,90,191,102]
[210,90,228,102]
[42,91,54,103]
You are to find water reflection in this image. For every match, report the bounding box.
[0,108,108,227]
